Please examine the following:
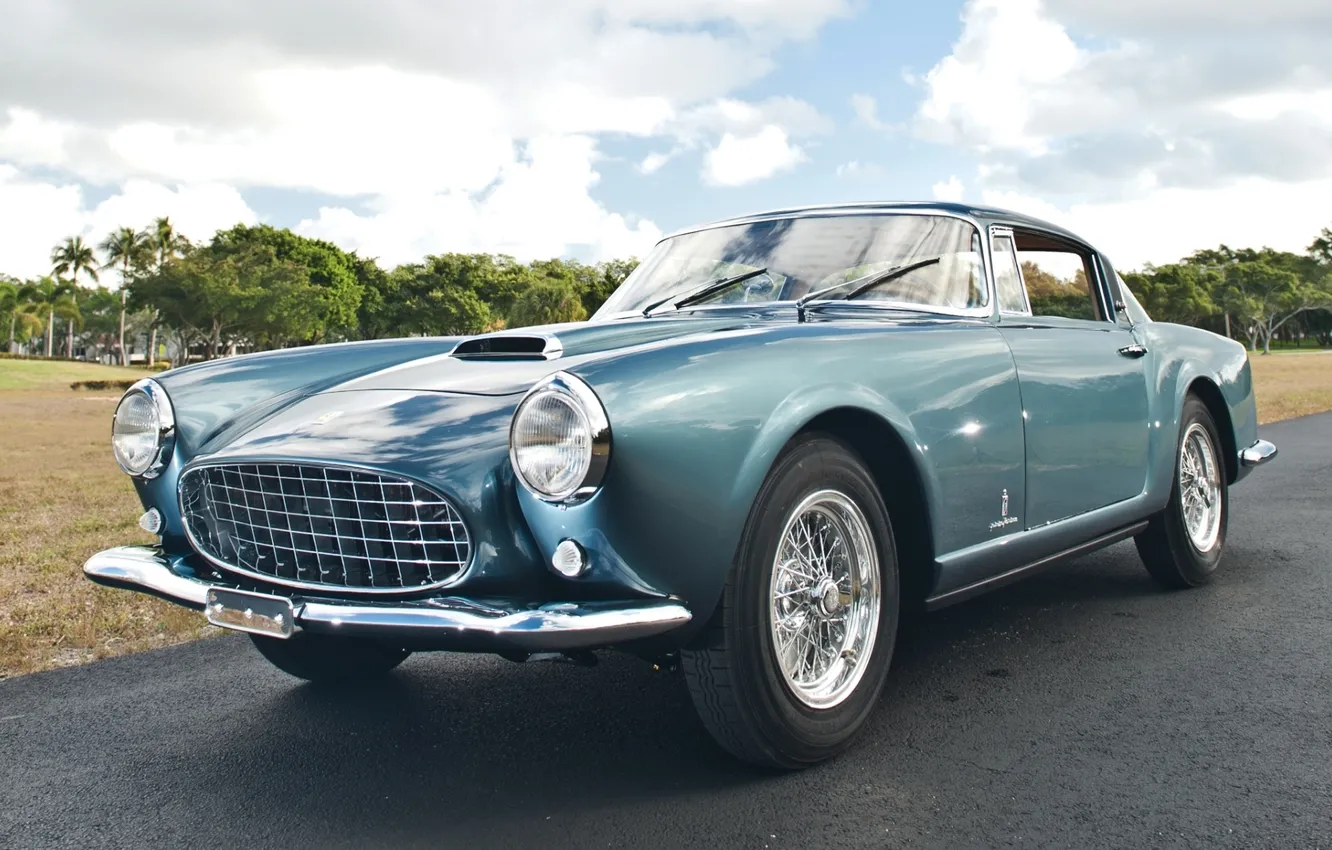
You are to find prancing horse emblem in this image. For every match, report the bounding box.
[990,488,1018,531]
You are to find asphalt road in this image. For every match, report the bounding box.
[3,413,1330,849]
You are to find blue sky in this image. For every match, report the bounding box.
[2,0,1330,279]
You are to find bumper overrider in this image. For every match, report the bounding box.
[84,546,692,652]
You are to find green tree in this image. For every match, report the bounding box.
[0,281,43,354]
[384,262,492,336]
[508,278,587,328]
[585,258,640,315]
[144,217,191,363]
[1121,263,1216,327]
[210,224,363,341]
[1200,248,1332,354]
[99,226,151,365]
[0,277,16,353]
[18,276,76,357]
[130,247,257,361]
[50,235,99,357]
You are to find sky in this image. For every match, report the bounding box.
[1,0,1330,281]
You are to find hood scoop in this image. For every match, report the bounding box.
[450,333,562,361]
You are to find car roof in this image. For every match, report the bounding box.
[664,201,1094,250]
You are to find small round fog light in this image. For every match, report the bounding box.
[551,539,588,578]
[138,508,163,535]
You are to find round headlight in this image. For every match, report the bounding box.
[509,372,611,503]
[112,379,175,478]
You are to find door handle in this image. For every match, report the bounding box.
[1118,343,1147,358]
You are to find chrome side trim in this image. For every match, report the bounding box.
[925,521,1149,611]
[1239,439,1278,467]
[83,546,690,651]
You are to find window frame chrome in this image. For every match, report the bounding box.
[595,208,998,322]
[509,371,612,505]
[112,378,177,479]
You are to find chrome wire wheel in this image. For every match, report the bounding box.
[769,489,880,709]
[1178,422,1223,553]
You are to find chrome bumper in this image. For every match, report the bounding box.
[83,546,692,651]
[1240,438,1278,467]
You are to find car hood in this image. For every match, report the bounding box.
[154,316,759,456]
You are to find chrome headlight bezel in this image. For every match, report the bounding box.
[112,378,176,479]
[508,371,611,504]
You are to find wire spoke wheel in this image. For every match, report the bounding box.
[769,489,880,709]
[1178,422,1222,552]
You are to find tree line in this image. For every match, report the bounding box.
[1119,231,1332,354]
[0,218,638,366]
[2,217,1330,366]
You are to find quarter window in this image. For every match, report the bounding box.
[992,233,1029,314]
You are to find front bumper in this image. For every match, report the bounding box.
[84,546,692,652]
[1240,438,1278,467]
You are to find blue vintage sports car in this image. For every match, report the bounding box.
[86,202,1277,768]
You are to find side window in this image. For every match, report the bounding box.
[1013,234,1105,321]
[991,232,1029,314]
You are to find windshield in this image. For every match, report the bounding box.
[594,213,986,318]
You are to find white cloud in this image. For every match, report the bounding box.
[932,175,966,202]
[638,150,678,175]
[836,160,887,180]
[297,136,661,265]
[850,93,885,130]
[0,165,258,279]
[0,0,848,277]
[982,178,1332,270]
[702,126,806,187]
[913,0,1332,263]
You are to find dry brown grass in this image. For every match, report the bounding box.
[0,380,216,679]
[0,351,1329,677]
[1249,351,1332,424]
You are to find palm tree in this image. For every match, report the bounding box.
[143,217,190,364]
[0,278,17,354]
[50,235,99,359]
[0,281,44,354]
[18,277,76,358]
[99,226,150,366]
[148,217,191,269]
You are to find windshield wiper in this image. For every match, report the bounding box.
[794,257,942,321]
[642,267,770,317]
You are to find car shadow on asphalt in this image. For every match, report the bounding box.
[126,543,1180,835]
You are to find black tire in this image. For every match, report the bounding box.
[681,434,900,769]
[249,633,411,683]
[1135,395,1229,588]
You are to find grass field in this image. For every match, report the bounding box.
[0,359,155,391]
[0,351,1329,678]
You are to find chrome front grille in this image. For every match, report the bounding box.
[179,463,470,593]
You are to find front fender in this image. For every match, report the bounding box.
[726,382,938,526]
[1141,323,1255,501]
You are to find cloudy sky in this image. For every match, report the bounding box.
[2,0,1330,279]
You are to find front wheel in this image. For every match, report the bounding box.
[1135,395,1229,588]
[682,435,899,769]
[250,633,411,683]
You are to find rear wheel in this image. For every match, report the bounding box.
[682,435,899,769]
[1136,395,1228,588]
[250,633,411,683]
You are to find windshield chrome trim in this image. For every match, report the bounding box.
[604,208,997,322]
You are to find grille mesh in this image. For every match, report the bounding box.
[180,463,470,592]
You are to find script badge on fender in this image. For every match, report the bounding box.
[205,587,297,639]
